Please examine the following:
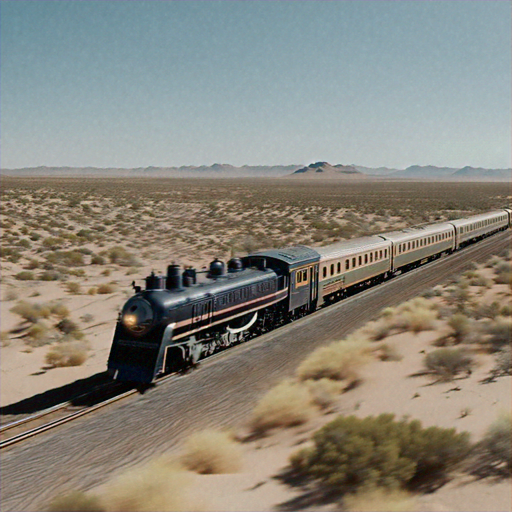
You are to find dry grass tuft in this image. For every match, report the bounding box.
[395,298,438,333]
[45,341,88,367]
[296,339,372,383]
[343,487,417,512]
[101,458,196,512]
[180,429,242,474]
[250,380,316,434]
[47,491,104,511]
[304,378,345,409]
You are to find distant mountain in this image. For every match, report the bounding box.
[291,162,364,178]
[392,165,459,178]
[353,165,511,181]
[2,163,510,181]
[452,166,511,181]
[1,164,301,178]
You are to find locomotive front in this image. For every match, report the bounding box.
[108,272,182,382]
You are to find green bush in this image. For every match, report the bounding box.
[15,271,35,281]
[290,414,471,493]
[424,348,473,381]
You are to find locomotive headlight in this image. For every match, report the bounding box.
[121,298,154,335]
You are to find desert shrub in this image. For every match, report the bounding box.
[343,487,417,512]
[376,343,403,362]
[105,246,140,267]
[50,303,70,318]
[97,283,116,294]
[46,251,85,266]
[493,346,511,376]
[45,341,88,367]
[4,289,19,301]
[290,414,471,493]
[56,318,79,335]
[2,247,22,262]
[368,318,394,341]
[447,313,471,344]
[474,301,501,320]
[250,380,316,434]
[47,491,104,512]
[494,260,512,275]
[90,254,105,265]
[296,339,372,383]
[495,271,512,285]
[473,412,511,478]
[39,270,62,281]
[42,236,65,249]
[395,299,438,333]
[80,313,95,323]
[18,238,31,248]
[101,458,194,512]
[1,331,11,347]
[445,285,471,313]
[65,282,82,294]
[484,316,512,352]
[501,304,512,317]
[26,322,50,345]
[87,287,98,295]
[11,301,51,323]
[25,258,41,270]
[424,348,473,381]
[15,271,35,281]
[180,429,242,474]
[304,378,344,409]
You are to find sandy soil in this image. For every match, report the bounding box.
[1,178,510,511]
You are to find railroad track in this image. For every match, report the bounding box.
[0,381,134,449]
[0,342,254,450]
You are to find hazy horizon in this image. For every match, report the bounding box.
[1,1,511,170]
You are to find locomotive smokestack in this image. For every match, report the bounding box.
[166,264,183,291]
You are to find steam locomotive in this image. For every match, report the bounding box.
[108,209,511,383]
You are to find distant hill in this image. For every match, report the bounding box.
[354,165,511,181]
[290,162,365,178]
[452,166,511,181]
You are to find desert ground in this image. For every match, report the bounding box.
[1,177,511,511]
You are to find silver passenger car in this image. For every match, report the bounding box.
[316,236,392,304]
[379,223,455,273]
[449,211,509,249]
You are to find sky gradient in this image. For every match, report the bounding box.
[1,0,511,169]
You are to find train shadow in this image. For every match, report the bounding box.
[0,372,123,415]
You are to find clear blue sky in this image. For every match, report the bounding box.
[1,0,510,169]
